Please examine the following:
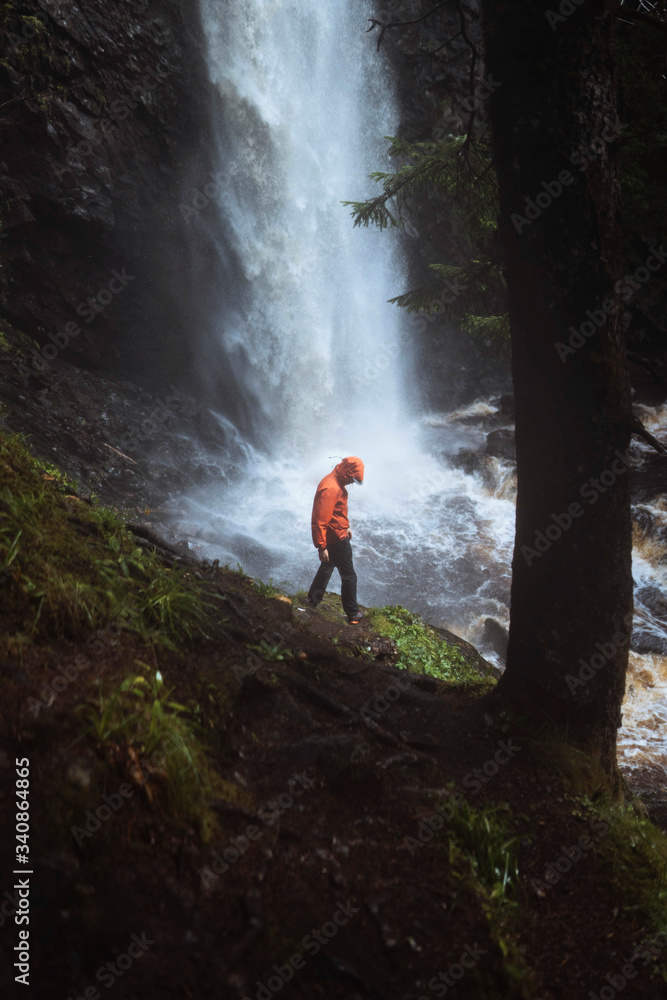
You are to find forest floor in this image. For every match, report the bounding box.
[1,428,667,1000]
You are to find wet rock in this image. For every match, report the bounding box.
[632,506,654,534]
[449,448,497,488]
[0,0,215,385]
[228,533,280,575]
[630,630,667,655]
[631,454,667,503]
[495,393,515,420]
[170,521,203,540]
[366,636,398,662]
[483,618,509,663]
[485,428,516,461]
[635,586,667,621]
[495,468,517,502]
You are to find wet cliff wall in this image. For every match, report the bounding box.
[374,0,512,408]
[0,0,215,388]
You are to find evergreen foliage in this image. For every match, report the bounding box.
[343,130,508,342]
[347,13,667,352]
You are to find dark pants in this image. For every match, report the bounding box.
[308,537,359,619]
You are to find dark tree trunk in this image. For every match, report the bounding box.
[480,0,633,781]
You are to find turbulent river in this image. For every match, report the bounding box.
[177,0,667,796]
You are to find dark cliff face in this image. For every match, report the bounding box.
[0,0,215,388]
[376,0,512,407]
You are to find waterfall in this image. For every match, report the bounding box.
[176,0,517,635]
[196,0,408,456]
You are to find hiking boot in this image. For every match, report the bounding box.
[347,612,363,625]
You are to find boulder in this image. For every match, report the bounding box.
[631,630,667,656]
[483,618,509,662]
[449,448,497,489]
[496,393,515,420]
[631,454,667,503]
[431,624,502,678]
[485,428,516,462]
[635,586,667,622]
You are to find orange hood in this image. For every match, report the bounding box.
[335,456,364,485]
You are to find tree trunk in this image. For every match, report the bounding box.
[480,0,633,782]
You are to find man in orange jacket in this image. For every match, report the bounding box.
[308,456,365,624]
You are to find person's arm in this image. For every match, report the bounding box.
[311,485,337,549]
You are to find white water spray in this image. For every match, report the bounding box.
[188,0,514,613]
[197,0,408,454]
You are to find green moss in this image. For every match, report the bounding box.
[0,431,224,651]
[366,604,485,685]
[591,798,667,939]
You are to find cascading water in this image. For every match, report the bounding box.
[185,0,516,628]
[172,0,667,797]
[196,0,408,451]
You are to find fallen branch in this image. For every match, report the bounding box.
[631,414,667,456]
[367,0,454,50]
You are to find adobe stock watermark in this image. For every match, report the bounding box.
[356,673,412,727]
[179,168,236,222]
[230,620,294,683]
[65,931,154,998]
[409,466,451,503]
[30,267,136,371]
[416,942,488,999]
[198,771,317,887]
[0,887,17,929]
[71,781,136,847]
[52,66,168,182]
[431,76,502,139]
[520,448,632,567]
[241,899,360,1000]
[403,738,521,856]
[53,120,121,180]
[350,272,468,392]
[545,0,587,31]
[3,11,48,57]
[556,245,667,361]
[589,928,667,1000]
[530,815,610,897]
[564,613,633,695]
[118,389,190,454]
[511,122,627,234]
[52,66,168,178]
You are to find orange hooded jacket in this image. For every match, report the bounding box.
[311,456,365,550]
